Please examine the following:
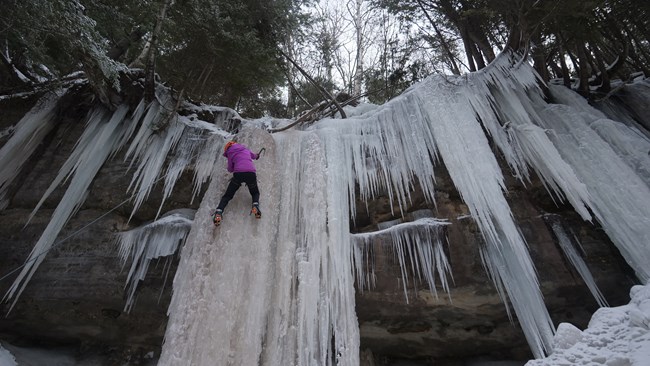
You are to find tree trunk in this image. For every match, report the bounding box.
[544,48,563,79]
[531,39,549,82]
[459,27,477,72]
[284,70,312,110]
[144,0,174,103]
[437,0,480,71]
[0,48,29,86]
[470,40,486,69]
[506,23,524,51]
[559,33,581,86]
[467,25,496,63]
[575,42,591,96]
[590,43,611,92]
[547,58,563,79]
[107,27,146,62]
[415,0,460,75]
[558,50,571,87]
[625,23,650,67]
[279,49,346,119]
[353,0,364,96]
[607,40,629,78]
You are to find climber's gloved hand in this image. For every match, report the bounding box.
[256,148,266,160]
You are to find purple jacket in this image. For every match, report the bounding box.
[224,143,258,173]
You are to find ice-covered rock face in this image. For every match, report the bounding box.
[1,50,649,364]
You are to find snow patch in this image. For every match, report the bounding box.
[0,343,17,366]
[526,284,650,366]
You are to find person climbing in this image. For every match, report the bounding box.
[212,140,262,226]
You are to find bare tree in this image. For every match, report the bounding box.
[143,0,174,103]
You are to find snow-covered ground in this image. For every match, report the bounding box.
[526,284,650,366]
[0,344,16,366]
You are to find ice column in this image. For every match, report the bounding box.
[159,126,360,365]
[544,215,607,307]
[159,126,279,365]
[417,76,554,357]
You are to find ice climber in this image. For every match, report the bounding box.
[212,140,262,226]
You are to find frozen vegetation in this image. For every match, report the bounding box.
[2,50,650,364]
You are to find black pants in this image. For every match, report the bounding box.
[216,172,260,211]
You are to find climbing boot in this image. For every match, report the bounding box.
[213,209,223,226]
[251,203,262,219]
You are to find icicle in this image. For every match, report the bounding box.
[123,93,234,220]
[0,91,63,208]
[351,218,452,303]
[463,53,593,221]
[124,94,186,219]
[176,114,232,201]
[507,122,593,221]
[544,215,608,307]
[320,130,361,366]
[310,51,556,358]
[3,89,235,310]
[534,84,650,283]
[116,209,194,312]
[311,89,439,219]
[4,104,132,311]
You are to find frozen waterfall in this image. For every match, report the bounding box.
[158,127,359,365]
[3,49,650,363]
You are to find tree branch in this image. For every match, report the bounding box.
[278,48,347,119]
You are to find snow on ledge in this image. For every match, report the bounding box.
[0,343,17,366]
[526,284,650,366]
[351,217,450,240]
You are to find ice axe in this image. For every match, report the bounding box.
[256,147,266,160]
